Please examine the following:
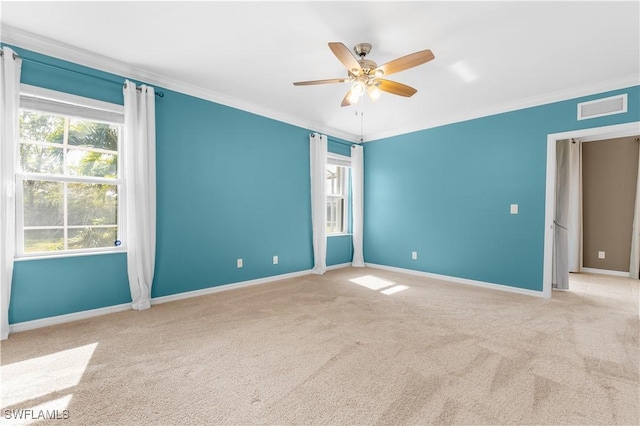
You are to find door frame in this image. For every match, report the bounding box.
[543,121,640,298]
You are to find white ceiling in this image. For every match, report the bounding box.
[2,1,639,142]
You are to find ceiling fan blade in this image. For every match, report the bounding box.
[293,78,350,86]
[341,89,355,107]
[377,79,418,97]
[328,42,362,75]
[374,49,435,77]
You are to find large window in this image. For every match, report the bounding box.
[326,153,350,234]
[16,86,125,256]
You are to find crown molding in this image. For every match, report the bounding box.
[1,25,360,143]
[4,24,634,145]
[1,25,141,82]
[366,74,640,142]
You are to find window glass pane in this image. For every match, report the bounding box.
[18,95,123,256]
[67,149,117,178]
[68,119,119,151]
[327,196,344,234]
[24,229,64,253]
[20,144,64,174]
[67,183,118,226]
[23,180,64,226]
[326,164,338,195]
[68,227,117,250]
[19,111,64,145]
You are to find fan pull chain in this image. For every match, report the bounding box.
[355,110,364,142]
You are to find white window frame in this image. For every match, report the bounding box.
[16,84,126,259]
[327,152,351,236]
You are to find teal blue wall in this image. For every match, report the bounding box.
[7,45,341,323]
[152,90,312,297]
[328,139,351,156]
[364,86,640,291]
[327,236,353,266]
[11,254,130,321]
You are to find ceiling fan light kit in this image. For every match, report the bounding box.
[294,42,435,107]
[367,83,382,101]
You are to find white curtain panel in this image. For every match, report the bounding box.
[123,81,157,310]
[568,140,582,273]
[310,133,327,275]
[351,144,365,267]
[553,139,570,290]
[629,141,640,279]
[0,47,22,340]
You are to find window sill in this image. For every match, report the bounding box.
[327,233,352,238]
[14,248,126,262]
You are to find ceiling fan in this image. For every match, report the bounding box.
[293,42,435,107]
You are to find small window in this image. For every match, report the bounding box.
[326,153,350,234]
[16,85,125,257]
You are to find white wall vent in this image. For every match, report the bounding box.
[577,94,627,120]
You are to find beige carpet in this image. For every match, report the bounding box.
[1,267,638,425]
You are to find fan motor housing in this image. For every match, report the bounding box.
[354,43,372,57]
[358,59,378,74]
[353,43,377,74]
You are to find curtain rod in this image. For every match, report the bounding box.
[310,133,362,147]
[1,48,164,98]
[330,138,362,147]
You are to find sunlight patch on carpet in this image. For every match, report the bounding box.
[350,275,410,295]
[1,343,97,408]
[350,275,396,290]
[381,285,410,295]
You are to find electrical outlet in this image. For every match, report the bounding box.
[273,255,278,265]
[411,251,418,260]
[237,258,243,268]
[598,251,605,259]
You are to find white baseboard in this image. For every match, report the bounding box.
[151,269,312,305]
[326,262,352,271]
[365,263,547,298]
[581,267,629,277]
[7,263,551,337]
[7,269,313,337]
[9,303,131,335]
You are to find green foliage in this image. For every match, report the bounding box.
[19,111,64,144]
[19,110,121,253]
[23,180,63,227]
[68,119,118,150]
[68,227,118,250]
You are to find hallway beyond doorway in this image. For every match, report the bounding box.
[562,272,639,317]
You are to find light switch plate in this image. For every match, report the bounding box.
[237,258,243,268]
[510,204,518,214]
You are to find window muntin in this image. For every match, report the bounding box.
[17,90,124,257]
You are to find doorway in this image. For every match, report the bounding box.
[543,121,640,297]
[582,136,639,275]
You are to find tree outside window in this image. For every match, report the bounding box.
[18,108,122,254]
